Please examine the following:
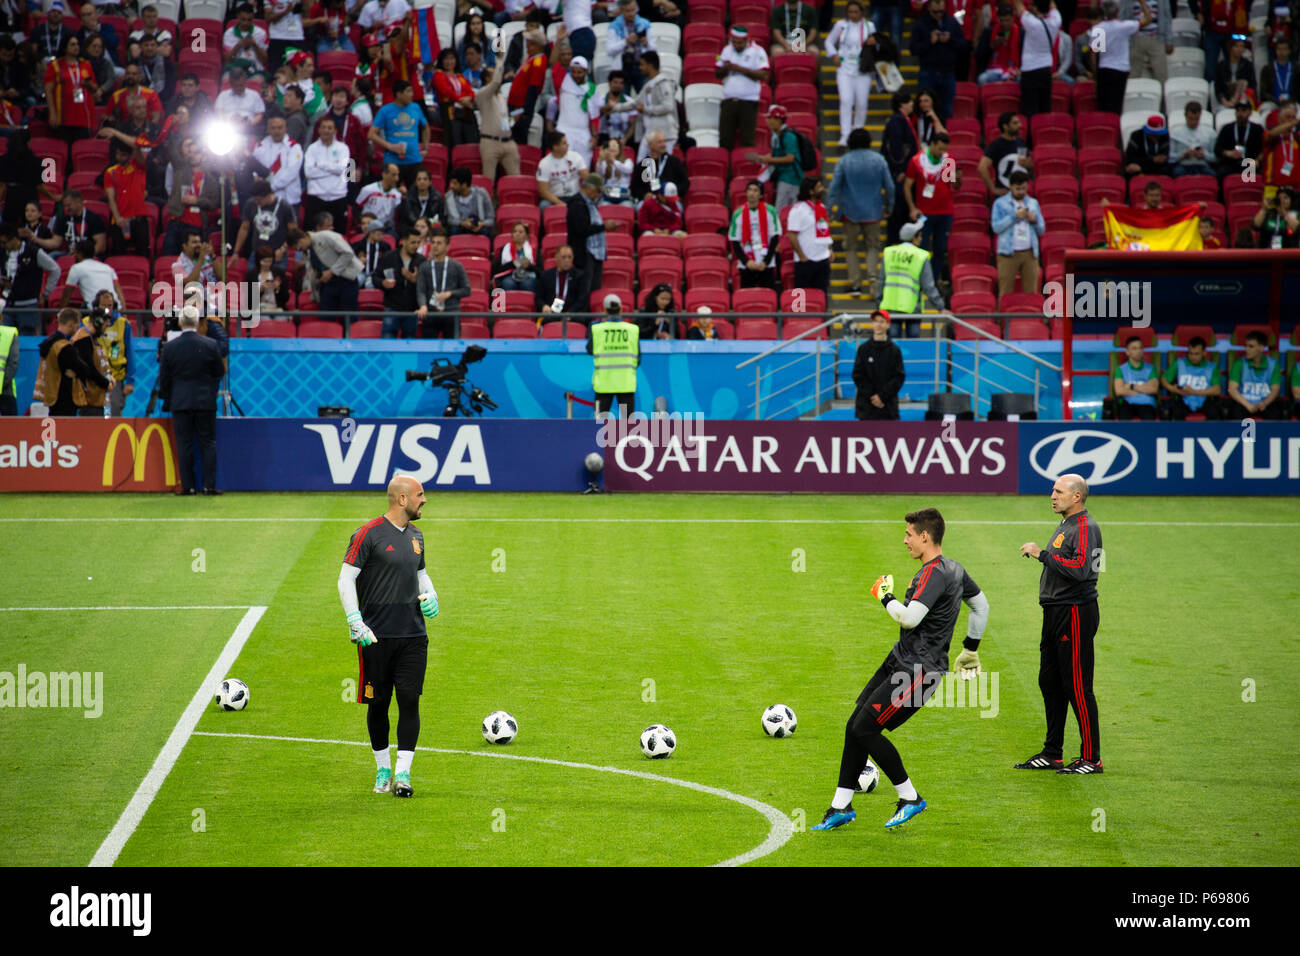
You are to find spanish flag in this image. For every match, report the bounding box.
[1103,204,1203,251]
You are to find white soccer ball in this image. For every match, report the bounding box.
[214,678,250,711]
[761,704,797,738]
[585,452,605,474]
[856,761,880,794]
[640,724,676,759]
[481,710,518,744]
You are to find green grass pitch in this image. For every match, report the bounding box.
[1,492,1297,867]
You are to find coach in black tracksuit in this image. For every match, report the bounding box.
[1017,473,1104,774]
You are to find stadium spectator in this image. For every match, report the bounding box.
[458,13,497,71]
[288,51,330,120]
[369,80,429,188]
[81,34,118,103]
[304,116,352,234]
[396,168,446,235]
[911,0,968,120]
[464,46,488,91]
[597,71,637,150]
[45,35,98,145]
[883,91,920,244]
[169,74,214,126]
[507,28,550,145]
[686,306,720,340]
[828,128,894,299]
[904,130,958,281]
[31,3,74,68]
[215,68,266,130]
[1073,3,1102,82]
[979,111,1033,197]
[976,5,1022,85]
[476,65,521,178]
[1111,335,1158,419]
[640,283,677,339]
[282,85,311,145]
[607,51,678,161]
[716,25,771,150]
[1263,101,1300,190]
[633,129,689,203]
[1123,114,1171,175]
[253,116,305,205]
[234,180,296,265]
[1051,15,1074,87]
[752,105,805,212]
[162,138,219,254]
[1253,185,1299,247]
[223,6,271,78]
[357,163,405,231]
[1100,178,1166,210]
[637,182,687,237]
[913,88,947,145]
[852,309,905,419]
[353,217,390,290]
[76,3,119,67]
[1162,335,1223,419]
[173,230,228,315]
[315,86,367,167]
[103,94,159,152]
[62,238,124,310]
[537,244,591,319]
[827,1,878,149]
[538,131,588,207]
[593,136,634,202]
[496,221,538,292]
[1214,36,1257,108]
[40,305,111,417]
[1170,101,1217,176]
[356,33,384,91]
[1199,216,1224,248]
[0,221,61,337]
[1215,98,1264,176]
[378,226,426,338]
[563,0,599,63]
[415,229,471,338]
[991,169,1045,296]
[129,6,174,62]
[607,0,656,91]
[787,176,834,296]
[445,167,496,239]
[103,141,150,258]
[378,23,425,108]
[307,0,355,54]
[350,76,375,125]
[50,191,107,258]
[1094,0,1152,114]
[359,0,412,33]
[880,219,947,337]
[136,33,176,105]
[266,0,307,72]
[292,213,364,318]
[729,180,782,289]
[1126,0,1172,82]
[873,0,906,48]
[1015,0,1062,116]
[553,54,601,163]
[772,0,822,56]
[433,48,480,148]
[1260,37,1297,106]
[1227,330,1283,419]
[18,201,58,255]
[568,173,622,306]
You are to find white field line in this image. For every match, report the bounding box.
[0,606,255,611]
[1,518,1296,528]
[192,730,794,868]
[88,606,268,868]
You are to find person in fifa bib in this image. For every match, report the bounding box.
[812,508,991,831]
[586,293,640,417]
[1161,335,1223,420]
[338,475,440,798]
[1016,474,1105,774]
[1112,334,1159,420]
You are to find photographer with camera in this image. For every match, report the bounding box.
[415,229,471,339]
[35,307,112,417]
[88,289,134,416]
[586,293,640,417]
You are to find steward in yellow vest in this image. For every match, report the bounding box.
[34,308,113,416]
[96,309,135,415]
[0,324,18,416]
[879,218,948,338]
[585,293,640,417]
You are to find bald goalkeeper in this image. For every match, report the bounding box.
[1015,474,1105,775]
[337,476,439,797]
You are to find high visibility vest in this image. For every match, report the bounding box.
[0,325,16,398]
[97,314,130,382]
[591,319,639,394]
[880,242,930,314]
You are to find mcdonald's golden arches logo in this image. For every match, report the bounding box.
[102,422,178,488]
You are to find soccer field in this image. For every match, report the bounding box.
[2,492,1297,867]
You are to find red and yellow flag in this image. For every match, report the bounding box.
[1103,204,1203,251]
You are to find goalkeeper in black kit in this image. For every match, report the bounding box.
[337,475,439,798]
[813,508,990,831]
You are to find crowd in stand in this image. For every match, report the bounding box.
[0,0,1294,351]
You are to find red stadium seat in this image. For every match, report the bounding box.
[492,318,539,338]
[735,317,779,339]
[732,287,778,314]
[540,321,587,338]
[684,255,732,290]
[461,257,492,291]
[951,263,998,295]
[683,203,729,234]
[1033,145,1077,178]
[688,175,726,207]
[639,256,684,289]
[458,320,491,338]
[1006,318,1051,339]
[1081,174,1126,207]
[350,320,384,338]
[947,234,993,268]
[495,204,541,240]
[602,257,636,290]
[683,53,720,85]
[249,320,296,337]
[1172,175,1219,205]
[1231,324,1275,347]
[980,81,1020,117]
[730,147,763,179]
[639,235,683,258]
[1077,146,1122,177]
[983,112,1028,144]
[497,176,537,205]
[498,290,535,314]
[1030,113,1074,148]
[1072,80,1098,114]
[999,292,1045,312]
[683,233,729,258]
[1040,231,1086,273]
[950,291,996,314]
[773,53,817,86]
[1076,112,1120,149]
[782,317,826,339]
[1051,80,1073,114]
[781,288,825,314]
[1041,202,1083,232]
[542,204,568,234]
[450,234,491,260]
[1223,178,1263,207]
[298,320,345,338]
[358,289,385,312]
[953,319,1002,339]
[952,82,979,119]
[684,289,730,312]
[540,233,568,267]
[687,146,730,181]
[946,117,982,147]
[683,23,726,55]
[774,83,817,115]
[593,287,636,314]
[598,204,635,233]
[71,139,110,171]
[1170,325,1215,348]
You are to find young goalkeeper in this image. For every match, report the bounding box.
[812,508,990,830]
[337,475,439,798]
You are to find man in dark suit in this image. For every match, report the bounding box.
[534,244,590,323]
[630,130,690,204]
[159,305,226,495]
[1215,99,1265,179]
[566,175,623,317]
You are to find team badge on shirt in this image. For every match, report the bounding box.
[364,683,374,699]
[1053,533,1065,548]
[412,539,421,555]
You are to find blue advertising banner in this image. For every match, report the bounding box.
[1017,422,1300,496]
[214,418,599,491]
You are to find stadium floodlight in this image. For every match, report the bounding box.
[202,119,239,157]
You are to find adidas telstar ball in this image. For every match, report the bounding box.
[584,452,604,474]
[482,710,518,744]
[640,724,675,758]
[215,678,249,711]
[856,761,879,794]
[762,704,797,737]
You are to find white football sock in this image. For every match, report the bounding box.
[832,787,855,810]
[395,749,414,775]
[894,778,918,801]
[373,747,390,771]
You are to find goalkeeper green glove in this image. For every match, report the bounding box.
[346,610,377,647]
[954,647,980,680]
[870,574,895,606]
[419,591,439,619]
